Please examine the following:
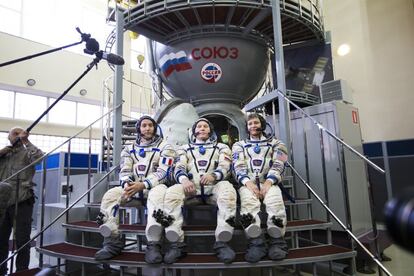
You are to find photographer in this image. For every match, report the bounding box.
[0,127,44,275]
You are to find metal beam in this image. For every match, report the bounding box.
[242,8,271,36]
[112,8,124,170]
[225,6,236,30]
[193,8,203,26]
[272,0,291,152]
[244,90,278,112]
[174,11,191,29]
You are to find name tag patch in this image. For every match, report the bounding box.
[198,160,208,167]
[252,159,262,166]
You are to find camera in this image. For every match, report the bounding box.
[384,188,414,253]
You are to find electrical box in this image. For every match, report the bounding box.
[319,79,353,104]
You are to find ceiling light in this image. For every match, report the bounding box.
[26,78,36,86]
[337,44,351,56]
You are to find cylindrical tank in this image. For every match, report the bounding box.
[153,36,269,107]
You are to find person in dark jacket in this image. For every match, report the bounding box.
[0,127,44,275]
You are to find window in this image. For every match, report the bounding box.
[15,93,47,121]
[49,100,77,125]
[0,90,14,118]
[77,102,101,128]
[1,89,103,127]
[0,131,101,154]
[0,132,8,149]
[130,111,143,119]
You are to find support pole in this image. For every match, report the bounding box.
[112,7,125,171]
[272,0,291,152]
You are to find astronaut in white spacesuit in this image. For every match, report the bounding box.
[159,118,237,264]
[232,113,289,263]
[94,115,175,263]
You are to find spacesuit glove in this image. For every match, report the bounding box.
[245,181,260,199]
[182,179,196,196]
[260,180,272,198]
[123,182,145,198]
[200,174,215,186]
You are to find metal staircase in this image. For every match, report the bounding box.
[32,164,357,276]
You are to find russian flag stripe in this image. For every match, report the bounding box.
[160,51,192,77]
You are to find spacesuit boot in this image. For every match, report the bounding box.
[268,237,288,260]
[144,241,163,264]
[214,241,236,264]
[94,235,125,260]
[164,242,186,264]
[245,236,267,263]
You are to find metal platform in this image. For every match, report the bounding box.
[123,0,324,46]
[84,197,312,209]
[62,219,332,236]
[37,242,355,269]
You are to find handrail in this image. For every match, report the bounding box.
[275,89,385,174]
[1,103,123,184]
[0,166,119,268]
[288,162,392,276]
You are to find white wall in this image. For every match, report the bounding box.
[324,0,414,142]
[0,32,152,138]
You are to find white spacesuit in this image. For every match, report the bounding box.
[161,118,237,264]
[232,113,289,263]
[94,116,175,261]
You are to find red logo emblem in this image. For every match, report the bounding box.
[201,63,222,83]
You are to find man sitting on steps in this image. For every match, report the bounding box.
[232,113,289,263]
[155,118,238,264]
[94,115,176,262]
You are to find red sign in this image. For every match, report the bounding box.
[352,110,358,124]
[191,47,239,60]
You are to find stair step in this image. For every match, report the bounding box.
[84,198,312,209]
[37,242,355,269]
[63,219,332,235]
[10,268,41,276]
[285,198,312,206]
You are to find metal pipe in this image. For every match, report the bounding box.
[66,141,71,224]
[39,159,47,268]
[319,129,330,224]
[364,161,383,275]
[339,144,352,230]
[10,179,20,274]
[288,162,393,276]
[112,7,124,171]
[276,90,385,174]
[0,166,118,268]
[87,126,92,204]
[302,116,312,219]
